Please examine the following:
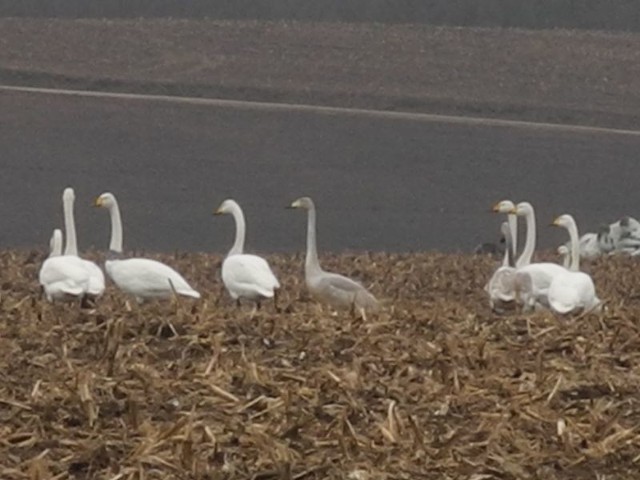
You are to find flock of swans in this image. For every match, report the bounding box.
[36,188,639,318]
[485,200,610,315]
[38,188,379,315]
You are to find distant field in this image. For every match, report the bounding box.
[1,19,640,129]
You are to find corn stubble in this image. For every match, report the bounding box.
[0,249,639,479]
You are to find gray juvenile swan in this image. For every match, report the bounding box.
[288,196,379,315]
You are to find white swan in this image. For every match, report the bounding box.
[484,200,518,311]
[548,214,601,314]
[289,196,379,314]
[485,221,518,312]
[509,202,566,312]
[38,228,91,302]
[94,192,200,303]
[214,199,280,309]
[492,200,518,264]
[62,187,105,299]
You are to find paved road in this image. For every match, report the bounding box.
[2,87,640,255]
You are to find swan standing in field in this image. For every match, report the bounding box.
[493,200,518,263]
[288,196,379,316]
[509,202,566,312]
[484,200,518,312]
[62,187,105,300]
[485,221,517,312]
[214,199,280,313]
[94,192,200,303]
[548,214,601,314]
[39,228,91,302]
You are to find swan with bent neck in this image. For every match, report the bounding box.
[547,214,601,314]
[509,202,566,311]
[485,221,516,308]
[484,200,519,312]
[288,196,378,315]
[94,192,200,303]
[62,187,105,299]
[38,228,91,302]
[214,199,280,309]
[492,200,518,264]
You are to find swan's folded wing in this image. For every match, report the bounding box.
[223,255,280,296]
[315,272,378,309]
[39,257,90,287]
[109,258,199,297]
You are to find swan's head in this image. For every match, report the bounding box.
[214,199,240,216]
[509,202,533,217]
[552,214,575,230]
[63,187,75,203]
[289,196,315,210]
[492,200,515,214]
[94,192,117,209]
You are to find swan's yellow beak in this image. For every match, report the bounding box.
[288,200,300,209]
[507,207,518,214]
[93,197,104,207]
[213,207,223,215]
[551,217,561,226]
[491,202,501,212]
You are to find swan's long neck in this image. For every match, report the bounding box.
[63,195,79,256]
[516,208,536,267]
[305,205,322,275]
[50,230,62,257]
[228,203,246,256]
[108,200,123,253]
[503,223,515,268]
[508,213,518,259]
[567,220,580,271]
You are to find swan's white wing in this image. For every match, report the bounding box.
[222,254,280,300]
[106,258,200,299]
[578,233,602,259]
[485,266,516,303]
[515,262,566,310]
[548,271,599,314]
[80,259,106,297]
[39,255,90,300]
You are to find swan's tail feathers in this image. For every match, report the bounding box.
[355,288,380,314]
[60,284,85,297]
[167,277,201,300]
[178,289,201,299]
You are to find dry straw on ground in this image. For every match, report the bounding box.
[0,248,639,479]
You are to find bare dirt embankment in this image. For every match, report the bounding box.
[1,249,640,478]
[1,19,640,129]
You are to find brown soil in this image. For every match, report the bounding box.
[1,19,640,129]
[1,249,639,478]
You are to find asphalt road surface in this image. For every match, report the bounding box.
[2,87,640,255]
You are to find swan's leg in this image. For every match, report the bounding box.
[273,289,279,312]
[248,302,258,321]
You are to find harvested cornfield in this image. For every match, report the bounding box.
[0,249,639,479]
